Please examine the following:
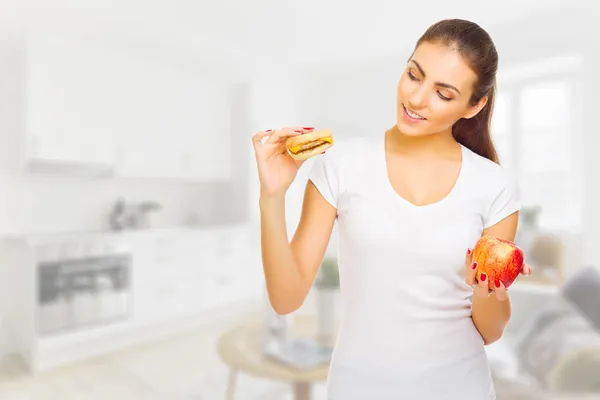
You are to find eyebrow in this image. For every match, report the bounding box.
[410,60,461,95]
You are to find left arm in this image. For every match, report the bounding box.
[466,211,531,345]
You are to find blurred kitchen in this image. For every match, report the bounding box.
[0,0,599,399]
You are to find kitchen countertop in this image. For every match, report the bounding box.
[1,222,255,246]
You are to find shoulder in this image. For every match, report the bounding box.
[462,146,522,227]
[463,146,515,188]
[308,135,373,174]
[306,134,376,201]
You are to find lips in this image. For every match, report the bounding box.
[403,104,426,120]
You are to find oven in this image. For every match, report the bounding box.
[37,251,131,336]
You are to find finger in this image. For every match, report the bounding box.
[521,263,532,276]
[473,272,490,298]
[265,127,305,144]
[288,126,314,132]
[252,129,274,147]
[493,280,508,301]
[465,248,477,286]
[292,126,315,132]
[268,126,314,143]
[464,247,473,265]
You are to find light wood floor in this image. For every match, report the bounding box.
[0,314,328,400]
[0,313,596,400]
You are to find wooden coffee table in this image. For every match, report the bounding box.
[217,315,331,400]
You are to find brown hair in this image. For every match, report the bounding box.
[415,19,500,163]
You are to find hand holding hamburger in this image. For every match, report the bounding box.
[252,127,333,198]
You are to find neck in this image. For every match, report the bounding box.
[385,125,459,156]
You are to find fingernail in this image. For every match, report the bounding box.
[467,248,471,255]
[472,261,477,269]
[294,129,303,133]
[321,151,326,154]
[480,273,487,282]
[303,127,314,130]
[495,279,501,288]
[265,129,272,132]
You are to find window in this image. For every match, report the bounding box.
[519,81,571,173]
[495,54,583,232]
[517,80,577,230]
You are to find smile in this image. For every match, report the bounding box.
[403,105,426,121]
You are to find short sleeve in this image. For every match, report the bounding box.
[308,153,340,209]
[484,173,522,229]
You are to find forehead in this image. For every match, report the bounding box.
[410,41,477,92]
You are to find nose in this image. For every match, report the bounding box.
[407,86,427,110]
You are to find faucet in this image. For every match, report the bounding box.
[109,198,162,231]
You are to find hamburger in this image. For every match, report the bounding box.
[285,129,334,161]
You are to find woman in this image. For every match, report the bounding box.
[252,18,531,399]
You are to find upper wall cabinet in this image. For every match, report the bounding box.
[21,33,232,181]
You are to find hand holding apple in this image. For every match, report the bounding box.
[474,235,525,289]
[465,236,531,301]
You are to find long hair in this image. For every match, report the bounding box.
[416,19,500,163]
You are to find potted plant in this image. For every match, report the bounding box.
[315,257,340,342]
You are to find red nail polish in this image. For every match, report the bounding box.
[265,129,272,132]
[303,127,314,130]
[495,279,501,288]
[467,249,471,255]
[294,129,303,133]
[480,273,487,282]
[472,261,477,269]
[321,151,326,154]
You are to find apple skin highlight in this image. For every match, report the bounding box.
[472,236,524,290]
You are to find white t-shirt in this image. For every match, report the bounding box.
[308,133,521,400]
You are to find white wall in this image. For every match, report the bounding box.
[0,27,254,237]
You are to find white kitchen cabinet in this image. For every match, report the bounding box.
[179,75,233,182]
[20,32,232,181]
[201,228,264,307]
[24,34,117,168]
[127,227,261,326]
[109,52,187,180]
[1,226,263,373]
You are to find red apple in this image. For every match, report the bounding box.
[472,235,524,290]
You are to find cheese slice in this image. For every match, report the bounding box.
[288,137,333,153]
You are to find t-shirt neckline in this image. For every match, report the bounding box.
[379,133,468,210]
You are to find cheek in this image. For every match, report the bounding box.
[396,77,411,104]
[396,79,404,98]
[428,102,464,125]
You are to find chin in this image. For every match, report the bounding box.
[395,120,429,137]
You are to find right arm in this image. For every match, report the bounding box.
[260,181,337,315]
[252,126,337,315]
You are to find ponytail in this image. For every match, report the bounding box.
[452,86,499,164]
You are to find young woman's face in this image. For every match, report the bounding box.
[396,41,486,137]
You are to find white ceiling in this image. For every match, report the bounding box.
[1,0,586,75]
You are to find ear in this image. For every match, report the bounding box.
[463,96,488,120]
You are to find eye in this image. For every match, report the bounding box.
[437,92,452,101]
[407,70,419,81]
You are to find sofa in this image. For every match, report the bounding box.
[486,266,600,398]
